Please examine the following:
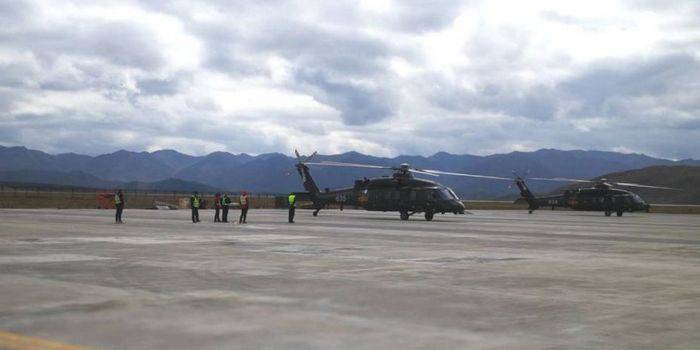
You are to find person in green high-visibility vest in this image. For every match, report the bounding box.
[221,193,231,223]
[288,193,296,223]
[190,192,201,223]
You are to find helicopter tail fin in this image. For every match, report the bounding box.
[294,150,320,198]
[514,175,539,213]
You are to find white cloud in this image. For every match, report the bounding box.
[0,0,699,159]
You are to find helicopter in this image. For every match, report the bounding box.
[292,150,513,221]
[292,151,678,219]
[513,176,677,216]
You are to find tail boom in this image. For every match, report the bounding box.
[515,177,539,213]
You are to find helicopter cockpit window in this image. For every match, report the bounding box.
[447,188,459,199]
[436,189,455,200]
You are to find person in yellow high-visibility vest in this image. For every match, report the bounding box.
[288,193,296,223]
[190,192,201,223]
[239,191,250,224]
[114,189,125,224]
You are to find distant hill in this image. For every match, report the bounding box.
[0,170,117,188]
[0,170,219,193]
[1,145,697,198]
[122,178,220,193]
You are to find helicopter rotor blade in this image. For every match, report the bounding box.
[609,182,679,190]
[528,177,594,183]
[305,161,393,170]
[294,149,301,162]
[528,177,678,190]
[422,169,513,181]
[305,161,439,177]
[409,169,440,177]
[306,151,318,163]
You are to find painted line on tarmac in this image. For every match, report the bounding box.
[0,330,90,350]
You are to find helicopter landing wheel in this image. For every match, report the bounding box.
[616,210,624,217]
[425,211,434,221]
[400,211,410,221]
[605,210,612,217]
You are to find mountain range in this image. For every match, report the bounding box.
[1,145,698,199]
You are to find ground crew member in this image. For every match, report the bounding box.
[114,189,125,224]
[213,192,222,222]
[288,193,296,223]
[190,192,201,223]
[221,193,231,222]
[239,191,249,224]
[603,193,614,216]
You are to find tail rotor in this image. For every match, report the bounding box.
[295,149,317,164]
[293,149,321,197]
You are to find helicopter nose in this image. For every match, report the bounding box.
[455,200,465,213]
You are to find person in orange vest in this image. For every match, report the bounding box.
[114,189,125,223]
[239,191,250,224]
[213,192,222,222]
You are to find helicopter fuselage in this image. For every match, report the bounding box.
[518,183,651,216]
[309,176,466,220]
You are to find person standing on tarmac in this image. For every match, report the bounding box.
[239,191,250,224]
[114,189,125,224]
[213,192,222,222]
[603,193,614,216]
[221,193,231,222]
[190,192,201,223]
[288,193,296,223]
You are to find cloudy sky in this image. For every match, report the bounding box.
[1,0,699,159]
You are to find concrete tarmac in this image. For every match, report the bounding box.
[0,209,699,349]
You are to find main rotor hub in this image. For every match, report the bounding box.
[393,163,413,179]
[594,181,612,190]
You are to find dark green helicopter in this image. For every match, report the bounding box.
[292,150,512,221]
[292,151,677,219]
[513,175,677,216]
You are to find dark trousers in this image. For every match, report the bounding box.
[222,207,229,222]
[288,206,295,223]
[239,207,248,223]
[115,203,124,222]
[214,206,221,222]
[192,208,199,223]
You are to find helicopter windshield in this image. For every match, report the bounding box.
[632,193,645,204]
[436,188,458,200]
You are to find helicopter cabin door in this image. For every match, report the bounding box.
[399,188,412,210]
